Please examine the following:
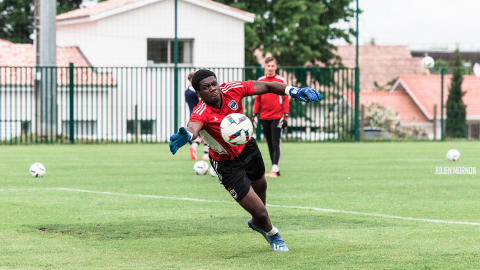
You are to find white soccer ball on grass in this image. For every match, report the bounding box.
[446,149,461,162]
[220,113,253,146]
[193,161,209,175]
[209,166,218,178]
[422,56,435,69]
[29,163,46,177]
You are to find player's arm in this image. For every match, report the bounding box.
[186,121,202,141]
[252,81,322,103]
[169,121,203,155]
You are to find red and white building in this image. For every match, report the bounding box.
[360,75,480,139]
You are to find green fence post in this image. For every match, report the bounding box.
[354,67,360,141]
[441,68,444,141]
[173,0,179,133]
[69,63,74,144]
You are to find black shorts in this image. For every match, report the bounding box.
[209,138,265,202]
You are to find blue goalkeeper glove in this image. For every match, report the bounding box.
[287,87,322,103]
[169,127,192,155]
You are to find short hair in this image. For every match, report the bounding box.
[265,56,277,65]
[191,69,217,91]
[187,72,195,82]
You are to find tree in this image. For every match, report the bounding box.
[0,0,82,44]
[445,49,467,138]
[0,0,34,43]
[213,0,357,67]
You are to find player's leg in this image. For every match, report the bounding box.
[238,186,272,232]
[239,185,288,252]
[189,137,202,160]
[202,144,209,161]
[243,138,288,251]
[260,120,275,176]
[244,143,267,205]
[268,119,282,177]
[250,175,267,205]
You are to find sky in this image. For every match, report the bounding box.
[332,0,480,51]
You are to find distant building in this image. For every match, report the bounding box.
[0,40,115,140]
[334,45,428,92]
[56,0,254,67]
[360,75,480,139]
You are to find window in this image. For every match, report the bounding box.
[471,124,479,139]
[147,39,193,65]
[0,120,31,140]
[62,121,97,136]
[127,120,156,135]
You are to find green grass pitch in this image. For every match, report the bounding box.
[1,141,479,269]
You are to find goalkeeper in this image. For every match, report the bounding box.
[169,69,321,252]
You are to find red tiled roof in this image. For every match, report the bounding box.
[0,40,115,86]
[360,91,430,123]
[0,67,116,86]
[398,74,480,119]
[56,0,254,21]
[334,45,428,92]
[0,41,90,67]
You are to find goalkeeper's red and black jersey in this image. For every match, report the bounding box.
[189,81,254,161]
[253,74,290,120]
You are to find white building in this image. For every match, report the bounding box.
[0,1,254,142]
[56,0,255,67]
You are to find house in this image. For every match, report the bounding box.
[334,45,428,92]
[56,0,255,67]
[360,74,480,139]
[0,40,117,140]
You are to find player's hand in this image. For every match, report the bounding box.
[288,87,322,103]
[277,114,288,129]
[169,127,192,155]
[252,114,258,129]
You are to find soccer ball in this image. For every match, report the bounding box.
[422,56,435,69]
[473,63,480,77]
[209,166,218,178]
[193,161,209,175]
[29,163,46,177]
[220,113,253,146]
[446,149,461,162]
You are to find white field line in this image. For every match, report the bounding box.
[2,187,480,226]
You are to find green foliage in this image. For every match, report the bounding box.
[445,49,466,138]
[364,101,429,139]
[373,78,397,91]
[0,0,82,44]
[364,102,400,132]
[57,0,83,16]
[435,59,449,69]
[213,0,357,67]
[0,0,34,43]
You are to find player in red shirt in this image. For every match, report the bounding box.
[253,57,289,178]
[169,69,322,252]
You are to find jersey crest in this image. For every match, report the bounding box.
[228,100,238,110]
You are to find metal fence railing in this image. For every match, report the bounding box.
[0,66,357,144]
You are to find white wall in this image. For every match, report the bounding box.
[57,21,97,66]
[57,0,246,67]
